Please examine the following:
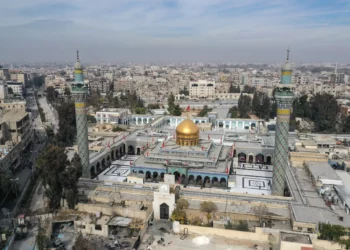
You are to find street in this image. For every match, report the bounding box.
[38,96,59,134]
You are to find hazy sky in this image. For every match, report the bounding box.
[1,0,350,63]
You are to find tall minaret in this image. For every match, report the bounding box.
[272,49,295,196]
[71,50,90,178]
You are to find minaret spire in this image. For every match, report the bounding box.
[286,47,290,62]
[76,49,80,62]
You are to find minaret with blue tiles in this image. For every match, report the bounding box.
[272,49,295,196]
[71,50,90,178]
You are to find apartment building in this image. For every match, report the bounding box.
[10,72,27,86]
[90,79,110,93]
[0,80,8,100]
[7,81,24,97]
[313,81,345,96]
[189,80,215,99]
[293,74,311,85]
[45,75,68,90]
[114,77,135,93]
[0,108,33,172]
[0,67,10,80]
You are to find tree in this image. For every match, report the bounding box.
[343,116,350,133]
[37,147,82,210]
[135,107,146,114]
[309,93,339,132]
[238,94,252,118]
[147,103,160,109]
[36,145,69,210]
[293,95,310,118]
[36,219,48,250]
[7,87,13,95]
[243,85,256,93]
[46,86,58,103]
[251,204,268,227]
[173,104,182,116]
[200,201,218,223]
[168,93,176,115]
[176,198,189,211]
[32,75,45,88]
[56,101,76,146]
[64,87,71,96]
[229,84,240,93]
[252,92,271,120]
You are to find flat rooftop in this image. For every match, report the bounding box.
[306,161,342,182]
[108,216,133,227]
[280,232,311,244]
[291,204,350,227]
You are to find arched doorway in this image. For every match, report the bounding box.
[138,170,144,174]
[256,154,264,164]
[160,172,165,181]
[123,144,126,154]
[116,149,120,159]
[96,162,101,173]
[188,175,194,184]
[238,153,246,163]
[153,172,159,181]
[137,147,141,155]
[266,156,272,165]
[248,155,254,163]
[102,159,106,169]
[204,176,210,184]
[120,147,123,156]
[196,176,202,185]
[220,178,227,187]
[111,151,115,160]
[90,166,95,178]
[173,171,180,182]
[212,177,219,186]
[160,203,169,219]
[128,145,135,155]
[146,171,151,180]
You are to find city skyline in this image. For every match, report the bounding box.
[1,0,350,63]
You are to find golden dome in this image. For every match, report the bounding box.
[176,119,199,135]
[176,119,199,146]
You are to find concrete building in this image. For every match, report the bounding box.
[0,109,32,144]
[114,77,134,92]
[71,51,90,178]
[0,80,8,100]
[293,74,310,85]
[10,72,27,86]
[153,184,175,220]
[189,80,215,99]
[89,78,110,93]
[0,108,33,172]
[95,108,130,125]
[0,67,10,80]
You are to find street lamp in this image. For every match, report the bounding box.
[10,178,19,199]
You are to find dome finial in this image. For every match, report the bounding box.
[76,49,80,62]
[286,47,290,62]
